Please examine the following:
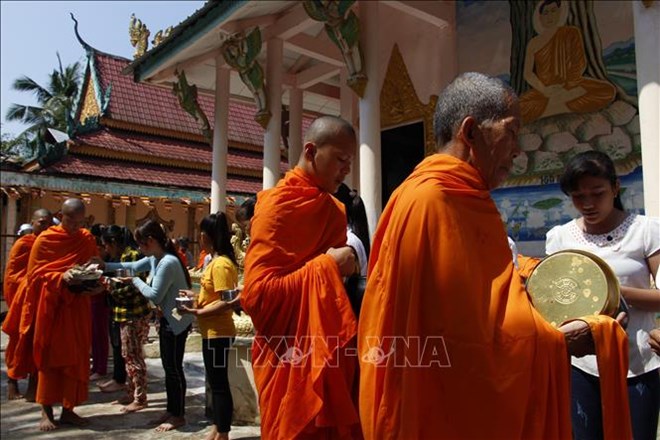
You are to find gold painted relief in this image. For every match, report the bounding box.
[79,77,101,124]
[380,44,437,156]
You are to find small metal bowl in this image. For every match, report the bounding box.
[175,297,194,310]
[115,268,133,277]
[526,249,620,328]
[220,289,239,302]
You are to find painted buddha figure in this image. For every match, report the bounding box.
[519,0,615,124]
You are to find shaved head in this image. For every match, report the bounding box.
[31,208,53,236]
[297,116,356,193]
[302,116,356,153]
[62,198,85,215]
[61,198,86,234]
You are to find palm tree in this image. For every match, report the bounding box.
[5,53,82,146]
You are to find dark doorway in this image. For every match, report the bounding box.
[380,122,425,209]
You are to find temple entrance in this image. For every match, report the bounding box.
[380,121,425,209]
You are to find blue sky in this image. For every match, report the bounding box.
[1,0,205,138]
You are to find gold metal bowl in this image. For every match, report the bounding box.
[526,249,620,328]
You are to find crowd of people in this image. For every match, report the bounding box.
[2,71,659,440]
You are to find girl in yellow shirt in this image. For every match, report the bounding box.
[179,212,239,440]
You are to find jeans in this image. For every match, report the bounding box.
[571,366,660,440]
[202,337,234,433]
[159,318,190,417]
[110,320,126,384]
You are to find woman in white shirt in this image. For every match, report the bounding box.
[546,151,660,440]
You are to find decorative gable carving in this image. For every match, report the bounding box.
[380,44,438,156]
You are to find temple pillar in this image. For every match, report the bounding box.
[359,1,382,238]
[125,199,136,230]
[288,87,303,169]
[107,199,116,225]
[633,1,660,217]
[341,68,359,190]
[3,195,18,278]
[211,60,230,213]
[263,38,283,189]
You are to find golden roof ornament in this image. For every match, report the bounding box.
[152,26,173,48]
[129,13,150,59]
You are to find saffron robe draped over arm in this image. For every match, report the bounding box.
[242,167,360,440]
[358,154,573,439]
[2,234,35,307]
[2,234,36,379]
[30,225,98,408]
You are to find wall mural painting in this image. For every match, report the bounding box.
[458,0,641,255]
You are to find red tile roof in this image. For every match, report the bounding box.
[94,52,314,147]
[42,155,262,194]
[73,128,289,173]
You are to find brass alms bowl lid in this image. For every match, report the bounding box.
[526,249,620,328]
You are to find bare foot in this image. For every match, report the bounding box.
[205,425,218,440]
[154,416,185,432]
[148,411,172,426]
[60,408,90,427]
[89,372,105,381]
[120,401,148,413]
[215,431,230,440]
[39,406,57,432]
[100,380,126,393]
[96,378,114,388]
[25,374,37,402]
[7,379,23,400]
[111,395,133,405]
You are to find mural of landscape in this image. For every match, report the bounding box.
[457,0,643,251]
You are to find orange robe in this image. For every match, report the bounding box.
[242,167,360,439]
[2,234,36,379]
[520,26,615,123]
[359,154,573,439]
[30,225,98,408]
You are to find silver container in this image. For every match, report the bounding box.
[175,297,194,310]
[220,289,239,302]
[115,268,133,277]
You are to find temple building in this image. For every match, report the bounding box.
[1,23,312,262]
[2,0,658,261]
[123,0,659,257]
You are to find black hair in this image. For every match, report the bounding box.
[102,225,140,251]
[334,183,371,258]
[235,198,256,223]
[540,0,561,14]
[434,72,516,148]
[200,212,237,266]
[559,151,624,210]
[135,219,191,288]
[90,223,106,238]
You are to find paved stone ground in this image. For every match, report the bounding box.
[0,329,261,439]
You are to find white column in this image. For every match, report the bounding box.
[3,196,18,278]
[340,68,359,189]
[263,38,284,189]
[359,1,382,238]
[211,60,230,213]
[633,1,660,217]
[288,87,303,169]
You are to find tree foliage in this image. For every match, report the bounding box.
[5,52,82,145]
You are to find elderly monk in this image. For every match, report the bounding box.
[3,208,52,400]
[242,116,361,439]
[30,198,101,431]
[358,72,630,439]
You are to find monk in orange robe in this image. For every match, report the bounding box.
[359,73,631,439]
[30,198,101,431]
[242,116,361,439]
[2,208,52,400]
